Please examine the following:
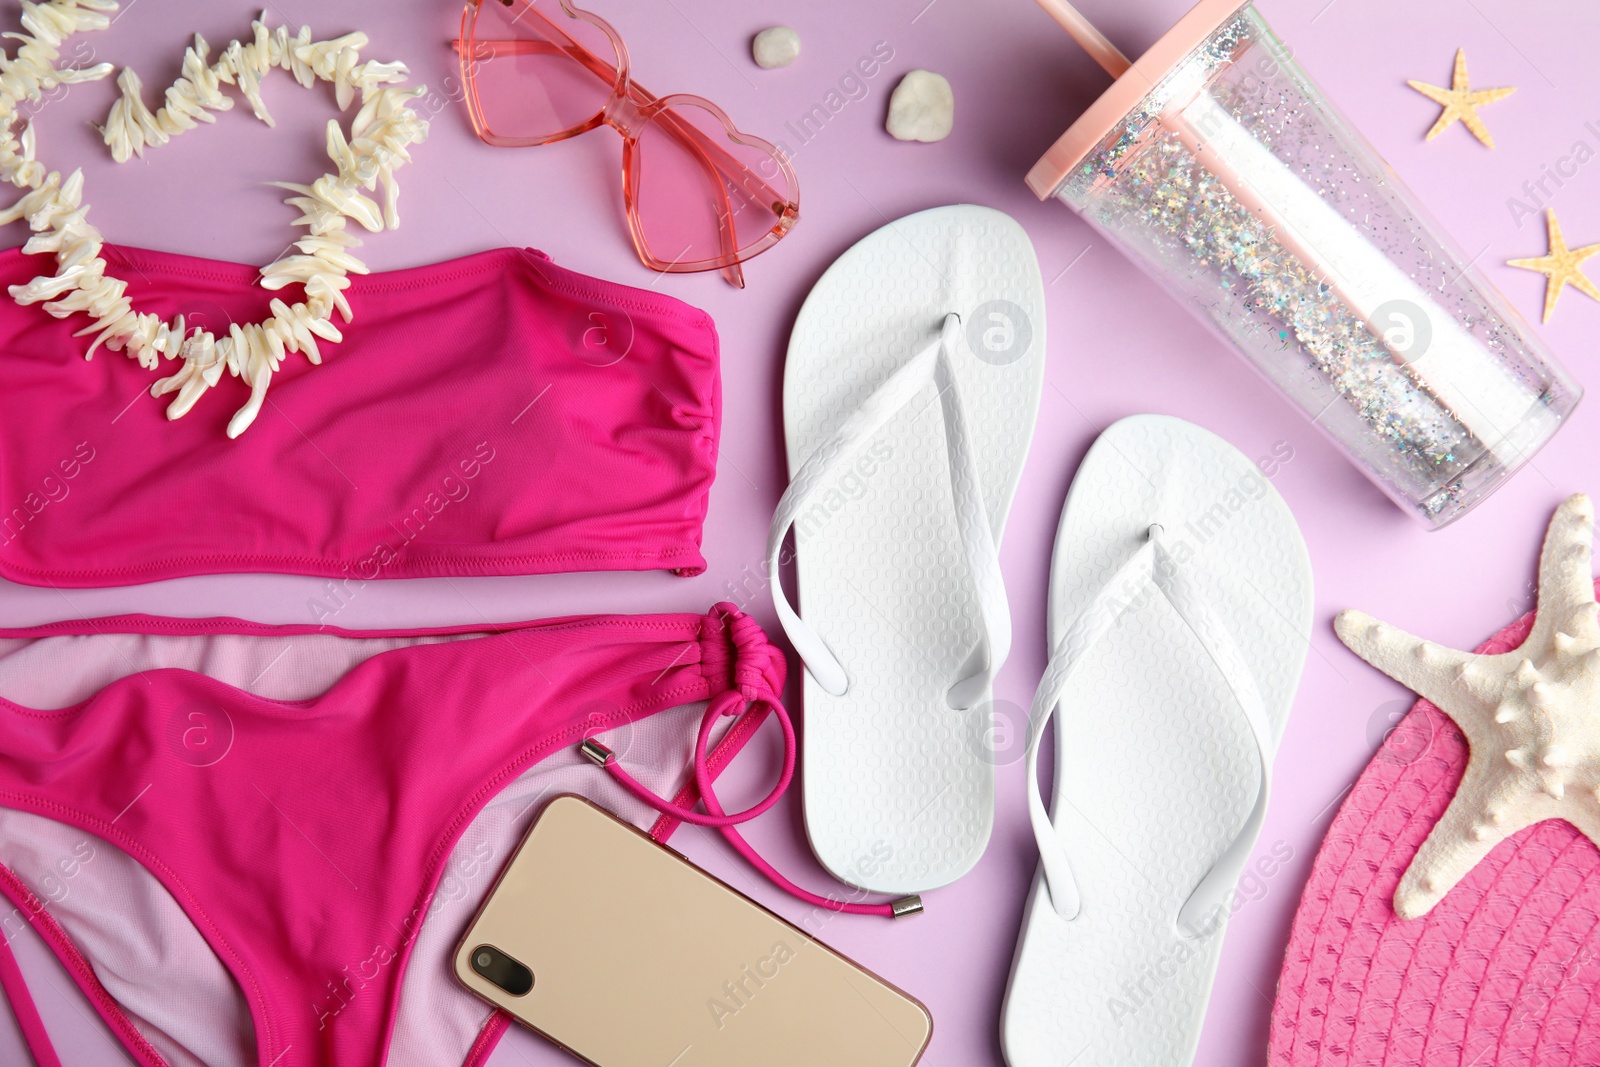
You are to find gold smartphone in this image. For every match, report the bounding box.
[453,794,932,1067]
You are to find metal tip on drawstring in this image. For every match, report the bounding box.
[579,739,614,767]
[890,895,924,918]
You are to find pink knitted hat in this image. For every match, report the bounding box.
[1270,583,1600,1067]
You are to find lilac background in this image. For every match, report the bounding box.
[0,0,1596,1063]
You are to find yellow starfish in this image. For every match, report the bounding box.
[1407,48,1515,148]
[1507,210,1600,323]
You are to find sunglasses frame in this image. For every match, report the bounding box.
[457,0,801,284]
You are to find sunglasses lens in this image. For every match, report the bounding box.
[464,0,621,143]
[632,102,796,271]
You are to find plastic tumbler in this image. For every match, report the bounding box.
[1028,0,1581,527]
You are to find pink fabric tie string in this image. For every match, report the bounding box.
[587,603,922,919]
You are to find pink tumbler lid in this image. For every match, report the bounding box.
[1026,0,1251,198]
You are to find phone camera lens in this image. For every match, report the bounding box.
[468,944,534,996]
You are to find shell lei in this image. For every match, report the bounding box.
[0,2,430,438]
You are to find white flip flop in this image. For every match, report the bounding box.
[766,205,1046,894]
[1001,414,1312,1067]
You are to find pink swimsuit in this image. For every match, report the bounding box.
[0,248,886,1065]
[0,604,800,1067]
[0,244,722,587]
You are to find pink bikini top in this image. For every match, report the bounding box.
[0,244,721,587]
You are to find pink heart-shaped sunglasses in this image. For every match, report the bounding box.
[456,0,801,288]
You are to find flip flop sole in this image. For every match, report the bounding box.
[783,205,1046,893]
[1002,414,1312,1067]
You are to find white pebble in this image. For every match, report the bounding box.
[752,26,800,70]
[886,69,953,143]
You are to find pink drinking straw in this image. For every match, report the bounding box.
[1036,0,1134,76]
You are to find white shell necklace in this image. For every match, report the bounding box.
[0,1,430,437]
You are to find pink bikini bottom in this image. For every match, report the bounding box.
[0,605,791,1067]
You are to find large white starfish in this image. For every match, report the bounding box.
[1335,493,1600,920]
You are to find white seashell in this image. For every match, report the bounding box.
[886,69,954,143]
[268,298,320,363]
[268,23,291,70]
[349,59,407,89]
[751,26,800,70]
[315,175,383,231]
[379,166,401,229]
[332,47,359,109]
[213,41,241,86]
[228,358,273,438]
[261,319,285,364]
[249,19,272,74]
[304,274,352,323]
[149,362,191,398]
[324,120,357,177]
[289,26,315,87]
[153,313,185,356]
[78,307,137,358]
[166,370,211,419]
[232,49,272,125]
[297,238,366,275]
[11,263,90,302]
[54,61,112,84]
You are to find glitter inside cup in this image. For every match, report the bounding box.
[1044,4,1580,527]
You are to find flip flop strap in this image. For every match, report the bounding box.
[766,313,1011,709]
[1025,526,1274,933]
